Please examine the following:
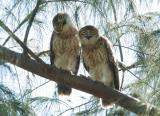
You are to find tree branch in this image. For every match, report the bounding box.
[118,61,138,71]
[2,10,33,46]
[110,0,125,91]
[37,50,50,57]
[118,61,159,93]
[0,45,160,115]
[23,0,42,46]
[114,45,151,56]
[0,20,45,64]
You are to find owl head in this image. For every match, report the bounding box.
[52,13,72,32]
[79,25,99,46]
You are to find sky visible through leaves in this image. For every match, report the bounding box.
[0,0,160,115]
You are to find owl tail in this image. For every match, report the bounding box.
[57,83,72,96]
[100,98,114,109]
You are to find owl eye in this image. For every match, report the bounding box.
[83,31,87,35]
[58,15,63,19]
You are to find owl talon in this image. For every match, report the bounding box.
[100,98,114,109]
[58,84,72,95]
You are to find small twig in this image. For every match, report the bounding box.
[2,11,33,46]
[120,71,125,91]
[22,80,50,99]
[118,61,138,71]
[126,69,159,94]
[110,0,125,91]
[0,20,45,64]
[117,39,124,91]
[118,61,159,92]
[114,45,151,56]
[3,37,10,46]
[117,40,123,61]
[37,50,50,57]
[14,66,23,103]
[57,100,96,116]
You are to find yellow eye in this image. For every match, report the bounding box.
[79,31,85,36]
[79,25,99,38]
[83,31,87,35]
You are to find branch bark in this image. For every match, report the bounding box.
[0,45,160,115]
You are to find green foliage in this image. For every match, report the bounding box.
[0,84,35,116]
[107,107,135,116]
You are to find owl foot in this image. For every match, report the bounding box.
[57,83,72,95]
[100,98,114,109]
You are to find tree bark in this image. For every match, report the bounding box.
[0,45,160,115]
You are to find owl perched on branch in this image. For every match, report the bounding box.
[50,13,81,95]
[79,25,119,107]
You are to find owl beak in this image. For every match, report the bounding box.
[85,36,92,39]
[63,20,66,25]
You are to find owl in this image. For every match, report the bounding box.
[79,25,119,107]
[50,13,81,95]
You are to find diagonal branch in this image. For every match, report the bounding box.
[37,50,50,57]
[114,45,151,56]
[23,0,42,46]
[2,10,33,46]
[118,61,139,71]
[0,45,160,115]
[0,20,45,64]
[118,61,160,93]
[22,80,50,98]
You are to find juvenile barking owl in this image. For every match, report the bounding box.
[79,25,119,107]
[50,13,80,95]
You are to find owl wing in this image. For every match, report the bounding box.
[73,55,80,75]
[100,37,119,90]
[71,30,81,75]
[50,32,55,65]
[83,58,89,72]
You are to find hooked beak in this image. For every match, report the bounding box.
[85,36,92,39]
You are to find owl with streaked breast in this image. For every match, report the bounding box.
[50,13,81,95]
[79,25,119,107]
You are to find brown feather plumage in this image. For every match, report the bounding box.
[50,13,81,95]
[79,25,119,108]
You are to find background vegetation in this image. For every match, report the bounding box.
[0,0,160,115]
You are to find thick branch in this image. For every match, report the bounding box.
[0,45,160,115]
